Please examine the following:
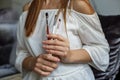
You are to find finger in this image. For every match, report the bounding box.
[47,34,67,42]
[46,50,67,57]
[38,54,60,62]
[37,56,59,68]
[43,54,60,62]
[43,39,67,47]
[43,45,68,52]
[35,63,54,72]
[34,67,50,76]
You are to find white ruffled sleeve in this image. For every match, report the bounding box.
[72,10,110,71]
[15,12,30,75]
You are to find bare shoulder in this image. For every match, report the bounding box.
[72,0,95,15]
[23,2,31,11]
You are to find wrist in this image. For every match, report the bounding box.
[61,50,73,63]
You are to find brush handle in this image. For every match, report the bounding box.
[45,13,51,40]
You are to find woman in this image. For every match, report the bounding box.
[15,0,109,80]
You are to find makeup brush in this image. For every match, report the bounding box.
[45,12,51,40]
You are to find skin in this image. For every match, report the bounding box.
[33,53,60,76]
[23,0,95,77]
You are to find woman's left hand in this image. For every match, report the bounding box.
[42,34,70,63]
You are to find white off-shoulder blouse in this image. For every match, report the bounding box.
[15,9,109,80]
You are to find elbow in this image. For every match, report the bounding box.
[15,57,22,72]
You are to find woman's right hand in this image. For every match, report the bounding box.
[33,53,60,76]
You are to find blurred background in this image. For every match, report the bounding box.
[0,0,120,80]
[0,0,31,14]
[0,0,120,15]
[0,0,30,80]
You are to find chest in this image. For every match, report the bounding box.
[28,11,82,55]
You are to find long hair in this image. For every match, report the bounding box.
[25,0,69,37]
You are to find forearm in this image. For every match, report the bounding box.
[64,49,92,63]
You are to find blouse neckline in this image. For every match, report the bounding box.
[23,9,96,19]
[40,9,96,16]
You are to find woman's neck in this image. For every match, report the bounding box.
[45,0,60,5]
[43,0,61,9]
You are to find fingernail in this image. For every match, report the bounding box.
[58,59,60,62]
[57,58,60,62]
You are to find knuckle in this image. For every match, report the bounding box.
[64,52,67,56]
[47,67,54,72]
[52,50,56,53]
[63,48,67,51]
[42,54,47,59]
[46,54,51,60]
[66,47,69,51]
[43,66,49,71]
[56,34,60,37]
[41,65,45,69]
[52,63,58,68]
[49,50,53,53]
[54,46,56,50]
[50,68,54,71]
[54,40,57,44]
[46,54,50,59]
[48,50,53,54]
[62,51,67,57]
[55,64,58,68]
[37,58,41,62]
[48,62,52,66]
